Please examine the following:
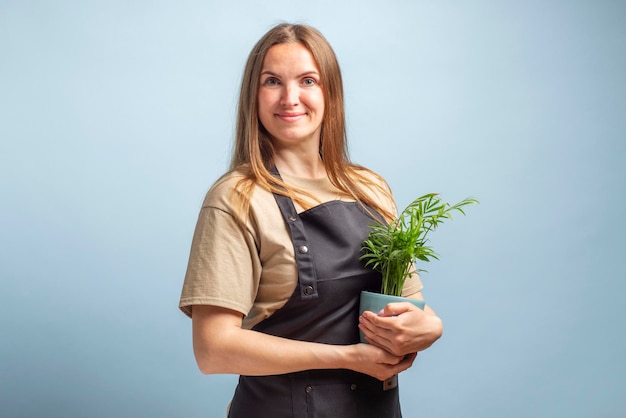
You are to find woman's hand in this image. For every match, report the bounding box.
[347,343,417,381]
[358,297,443,357]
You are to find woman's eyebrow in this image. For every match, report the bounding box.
[260,70,320,77]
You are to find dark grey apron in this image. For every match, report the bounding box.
[227,183,402,418]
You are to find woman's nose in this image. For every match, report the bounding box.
[280,83,299,106]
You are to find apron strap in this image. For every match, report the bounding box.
[270,167,319,300]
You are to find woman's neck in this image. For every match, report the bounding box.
[273,152,326,180]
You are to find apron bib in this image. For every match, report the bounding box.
[228,183,402,418]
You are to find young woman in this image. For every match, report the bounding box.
[179,23,443,418]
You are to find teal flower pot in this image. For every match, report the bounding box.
[359,291,425,343]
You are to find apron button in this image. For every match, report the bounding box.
[305,386,313,394]
[350,384,357,391]
[304,286,314,295]
[297,245,309,254]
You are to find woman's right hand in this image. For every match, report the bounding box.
[347,343,417,381]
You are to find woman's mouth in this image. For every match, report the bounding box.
[276,112,306,122]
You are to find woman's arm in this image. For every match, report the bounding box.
[192,305,416,381]
[357,291,443,357]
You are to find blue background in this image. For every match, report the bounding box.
[1,1,624,417]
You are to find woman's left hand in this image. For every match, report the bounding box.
[358,297,443,357]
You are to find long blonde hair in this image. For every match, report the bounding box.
[230,23,394,222]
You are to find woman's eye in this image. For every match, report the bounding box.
[303,78,317,86]
[263,77,279,86]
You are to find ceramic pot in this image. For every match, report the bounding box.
[359,290,425,343]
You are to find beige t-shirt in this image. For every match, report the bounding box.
[179,170,423,329]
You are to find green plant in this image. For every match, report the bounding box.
[361,193,479,296]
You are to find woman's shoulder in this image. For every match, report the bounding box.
[201,169,248,210]
[349,165,392,193]
[201,168,277,214]
[348,164,397,215]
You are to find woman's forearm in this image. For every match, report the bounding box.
[192,305,411,380]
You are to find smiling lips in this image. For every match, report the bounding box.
[276,112,307,122]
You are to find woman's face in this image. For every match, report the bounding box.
[257,43,325,150]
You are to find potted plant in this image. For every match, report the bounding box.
[359,193,478,340]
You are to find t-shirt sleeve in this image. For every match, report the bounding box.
[179,200,260,319]
[401,269,424,296]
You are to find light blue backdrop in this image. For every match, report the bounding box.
[1,1,624,417]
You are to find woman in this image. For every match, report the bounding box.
[179,23,443,417]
